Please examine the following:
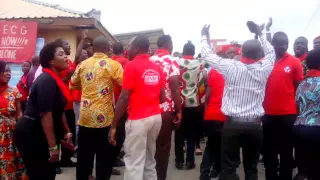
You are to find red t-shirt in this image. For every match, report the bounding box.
[123,54,165,120]
[16,74,29,102]
[204,69,226,121]
[112,55,129,103]
[60,59,75,110]
[264,53,303,115]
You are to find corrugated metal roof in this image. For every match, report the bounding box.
[0,0,89,19]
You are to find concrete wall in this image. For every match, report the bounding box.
[38,29,77,60]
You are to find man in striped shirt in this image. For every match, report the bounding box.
[201,23,275,180]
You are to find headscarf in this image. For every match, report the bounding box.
[42,68,72,109]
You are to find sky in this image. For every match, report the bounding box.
[42,0,320,54]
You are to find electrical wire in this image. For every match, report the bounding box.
[304,0,320,32]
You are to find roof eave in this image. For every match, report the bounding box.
[94,20,116,43]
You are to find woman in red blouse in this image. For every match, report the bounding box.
[0,61,28,179]
[17,61,31,113]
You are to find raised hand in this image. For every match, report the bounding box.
[81,29,88,40]
[266,17,272,31]
[247,21,263,35]
[201,25,211,36]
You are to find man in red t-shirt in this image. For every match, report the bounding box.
[111,42,129,172]
[294,37,309,77]
[109,36,165,180]
[200,69,226,179]
[263,32,303,180]
[112,42,129,103]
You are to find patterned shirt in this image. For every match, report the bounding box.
[70,53,123,128]
[295,77,320,126]
[177,55,205,107]
[150,49,180,112]
[201,33,276,119]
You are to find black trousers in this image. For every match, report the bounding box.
[200,120,224,180]
[219,118,263,180]
[60,109,76,163]
[76,126,114,180]
[112,113,127,161]
[156,112,175,180]
[263,114,296,180]
[21,101,27,114]
[175,107,203,164]
[294,125,320,180]
[15,117,56,180]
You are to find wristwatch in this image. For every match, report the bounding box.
[49,145,58,151]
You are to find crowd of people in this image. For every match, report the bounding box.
[1,18,320,180]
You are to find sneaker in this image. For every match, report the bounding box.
[113,158,125,167]
[112,168,121,176]
[55,167,62,174]
[210,169,220,178]
[185,162,196,170]
[293,173,307,180]
[175,162,184,170]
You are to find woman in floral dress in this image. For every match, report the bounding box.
[0,61,28,180]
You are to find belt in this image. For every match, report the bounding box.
[227,116,262,123]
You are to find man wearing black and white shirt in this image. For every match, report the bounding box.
[201,23,275,180]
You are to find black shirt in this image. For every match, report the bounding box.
[19,72,66,140]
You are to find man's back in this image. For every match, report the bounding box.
[177,56,205,107]
[70,53,123,128]
[123,54,164,120]
[150,49,179,112]
[201,33,276,118]
[221,60,273,117]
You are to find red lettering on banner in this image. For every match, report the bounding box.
[0,21,38,63]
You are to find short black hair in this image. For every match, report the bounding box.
[132,35,150,53]
[0,61,7,73]
[272,32,289,44]
[296,36,308,44]
[24,61,32,66]
[40,42,61,68]
[113,42,124,55]
[54,38,66,47]
[157,35,172,48]
[306,49,320,70]
[183,41,195,56]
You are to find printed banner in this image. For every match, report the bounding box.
[0,21,38,63]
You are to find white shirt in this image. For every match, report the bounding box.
[201,33,275,119]
[33,65,43,82]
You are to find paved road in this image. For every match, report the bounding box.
[56,141,269,180]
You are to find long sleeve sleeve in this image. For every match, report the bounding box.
[201,36,235,75]
[259,33,276,66]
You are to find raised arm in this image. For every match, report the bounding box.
[201,25,234,75]
[248,20,275,65]
[258,32,275,65]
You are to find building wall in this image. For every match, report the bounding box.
[38,29,77,60]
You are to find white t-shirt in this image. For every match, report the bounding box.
[34,65,43,82]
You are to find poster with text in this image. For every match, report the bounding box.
[0,21,38,63]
